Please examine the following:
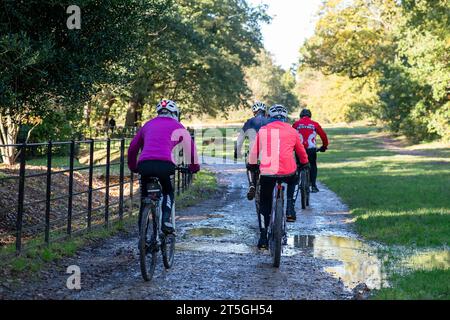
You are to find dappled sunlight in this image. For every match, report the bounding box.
[402,250,450,271]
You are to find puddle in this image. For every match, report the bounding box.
[177,242,254,254]
[186,227,232,238]
[286,234,384,290]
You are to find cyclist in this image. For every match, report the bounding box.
[247,104,309,249]
[292,108,328,193]
[235,101,270,200]
[128,99,200,234]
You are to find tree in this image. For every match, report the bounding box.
[245,50,299,110]
[124,0,270,126]
[0,0,168,164]
[299,0,449,141]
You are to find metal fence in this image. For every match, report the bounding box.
[0,138,193,255]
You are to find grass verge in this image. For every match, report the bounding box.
[318,125,450,299]
[319,126,449,247]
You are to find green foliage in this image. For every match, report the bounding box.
[299,0,450,141]
[125,0,270,125]
[295,68,380,123]
[245,50,299,110]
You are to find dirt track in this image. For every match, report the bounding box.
[2,160,382,300]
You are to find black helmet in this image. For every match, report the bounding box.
[300,109,312,118]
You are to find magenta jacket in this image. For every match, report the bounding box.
[127,117,199,172]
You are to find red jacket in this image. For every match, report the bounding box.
[248,121,309,176]
[292,117,329,150]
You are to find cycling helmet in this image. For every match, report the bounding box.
[252,101,266,114]
[300,108,312,118]
[156,99,179,117]
[268,104,288,120]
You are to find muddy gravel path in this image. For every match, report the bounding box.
[2,160,383,300]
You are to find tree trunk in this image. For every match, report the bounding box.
[0,114,20,165]
[84,104,92,127]
[125,97,143,128]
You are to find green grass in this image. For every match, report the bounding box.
[372,269,450,300]
[176,169,219,209]
[317,126,450,300]
[0,219,130,276]
[319,126,450,247]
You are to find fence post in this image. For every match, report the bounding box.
[104,138,110,227]
[87,139,94,230]
[118,138,125,220]
[44,141,52,245]
[15,143,26,254]
[67,140,75,236]
[130,172,134,214]
[177,169,181,196]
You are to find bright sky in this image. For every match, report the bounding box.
[248,0,323,70]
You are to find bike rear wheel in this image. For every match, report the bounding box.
[162,205,176,269]
[139,205,158,281]
[305,169,311,207]
[300,170,307,209]
[271,195,283,268]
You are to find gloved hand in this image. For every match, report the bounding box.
[318,146,327,153]
[246,163,259,172]
[298,162,310,170]
[188,164,200,174]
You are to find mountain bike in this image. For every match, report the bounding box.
[294,166,311,210]
[138,166,188,282]
[268,179,287,268]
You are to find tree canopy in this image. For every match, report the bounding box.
[299,0,449,142]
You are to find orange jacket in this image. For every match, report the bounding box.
[248,120,309,176]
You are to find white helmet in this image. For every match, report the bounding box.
[156,99,179,117]
[268,104,288,119]
[252,101,266,114]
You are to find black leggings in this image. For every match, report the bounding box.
[306,148,318,186]
[259,174,297,230]
[138,160,175,218]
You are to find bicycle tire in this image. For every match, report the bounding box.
[305,169,311,207]
[139,204,158,281]
[272,194,283,268]
[255,179,263,231]
[162,205,176,269]
[300,170,307,209]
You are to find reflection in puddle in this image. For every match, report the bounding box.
[177,242,254,254]
[186,227,233,238]
[287,235,384,290]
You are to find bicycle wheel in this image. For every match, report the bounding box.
[300,170,307,209]
[162,205,176,269]
[255,179,263,231]
[305,169,311,207]
[272,194,283,268]
[139,204,158,281]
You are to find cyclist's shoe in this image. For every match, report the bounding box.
[286,214,296,222]
[247,185,256,201]
[286,200,296,222]
[162,210,174,234]
[257,229,268,250]
[282,232,288,245]
[161,222,174,235]
[311,185,320,193]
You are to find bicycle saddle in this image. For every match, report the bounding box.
[146,177,162,194]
